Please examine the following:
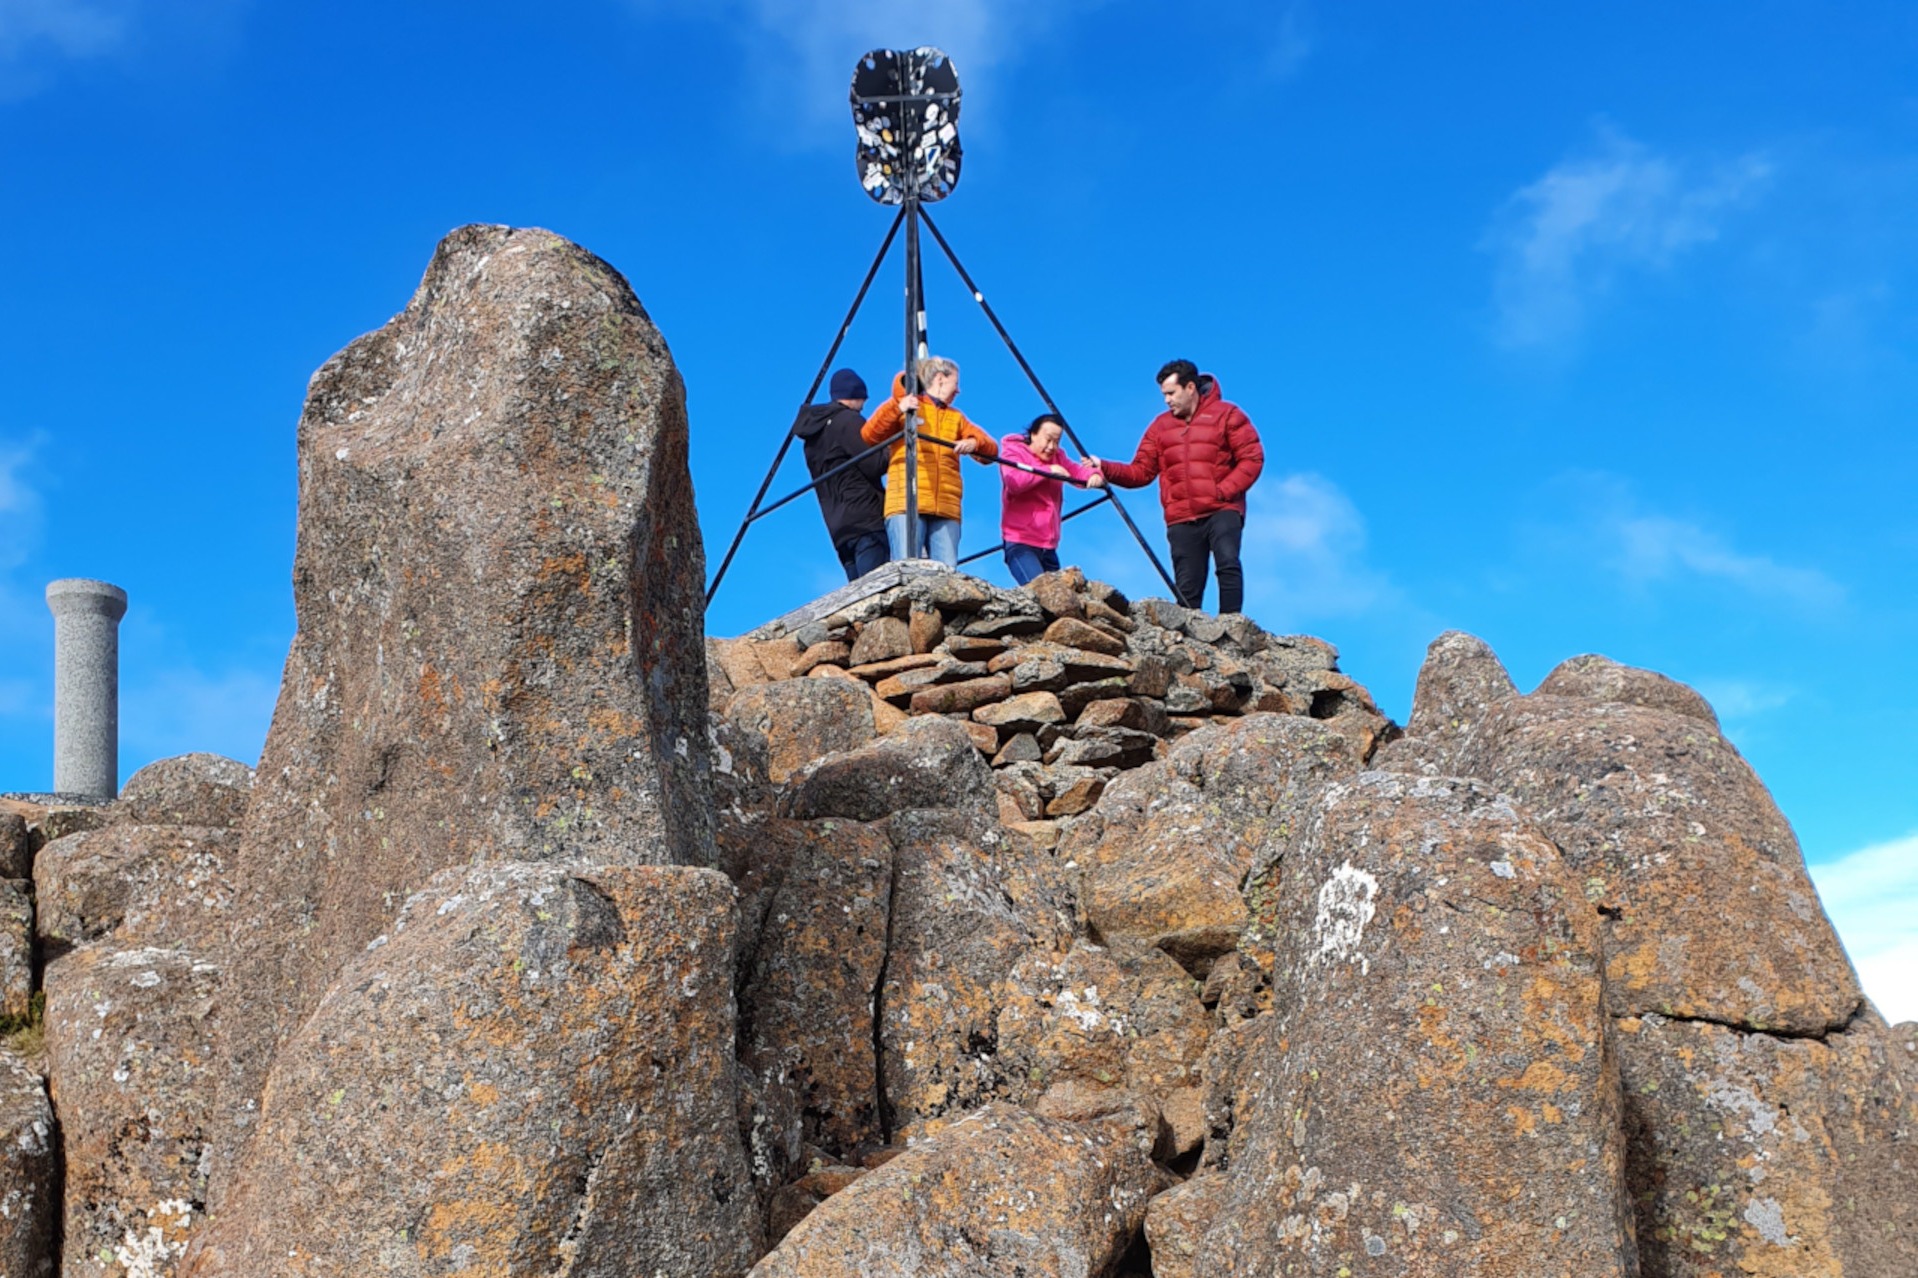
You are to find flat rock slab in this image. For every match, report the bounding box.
[187,863,761,1278]
[750,1104,1159,1278]
[1148,772,1635,1278]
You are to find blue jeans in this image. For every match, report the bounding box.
[835,529,890,582]
[1003,542,1059,585]
[887,514,961,568]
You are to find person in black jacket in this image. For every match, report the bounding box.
[795,369,889,581]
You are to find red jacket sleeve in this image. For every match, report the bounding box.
[1216,408,1264,501]
[1100,422,1163,489]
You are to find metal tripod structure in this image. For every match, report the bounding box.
[706,47,1179,607]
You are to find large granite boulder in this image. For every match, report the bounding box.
[0,1049,56,1278]
[34,825,238,951]
[749,1104,1161,1278]
[46,945,222,1277]
[1064,714,1357,972]
[1455,694,1859,1031]
[1618,1009,1918,1278]
[778,716,995,824]
[1375,629,1518,775]
[996,938,1213,1161]
[115,753,254,828]
[732,817,895,1183]
[1534,652,1720,727]
[724,679,878,786]
[877,810,1074,1136]
[185,863,760,1277]
[1148,772,1635,1277]
[0,881,28,1024]
[203,224,714,1183]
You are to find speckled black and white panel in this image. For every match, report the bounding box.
[850,46,963,205]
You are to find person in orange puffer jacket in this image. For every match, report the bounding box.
[861,357,999,567]
[1092,358,1264,614]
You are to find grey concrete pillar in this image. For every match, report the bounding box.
[45,578,128,799]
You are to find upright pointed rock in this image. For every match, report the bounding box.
[204,224,714,1188]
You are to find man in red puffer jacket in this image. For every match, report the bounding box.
[1094,359,1265,614]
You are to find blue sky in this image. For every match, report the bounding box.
[1,2,1912,1018]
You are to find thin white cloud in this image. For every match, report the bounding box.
[0,0,127,59]
[629,0,1109,140]
[1240,472,1393,621]
[1485,127,1772,347]
[1264,2,1312,82]
[1809,832,1918,1025]
[1612,513,1844,609]
[1078,471,1393,625]
[0,0,245,99]
[1690,678,1792,723]
[1532,473,1845,614]
[119,662,278,772]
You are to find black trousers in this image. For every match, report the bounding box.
[1166,509,1245,614]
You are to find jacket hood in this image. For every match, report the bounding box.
[1197,373,1221,404]
[795,401,842,441]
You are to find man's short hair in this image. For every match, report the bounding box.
[1157,359,1199,388]
[916,356,959,387]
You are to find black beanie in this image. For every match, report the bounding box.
[829,369,868,401]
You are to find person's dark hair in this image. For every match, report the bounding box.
[1027,412,1066,436]
[1156,358,1199,388]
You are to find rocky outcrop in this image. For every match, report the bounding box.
[9,224,1901,1277]
[1454,673,1858,1032]
[1148,773,1635,1277]
[202,224,714,1189]
[1380,632,1912,1275]
[187,864,760,1277]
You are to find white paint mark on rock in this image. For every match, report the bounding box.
[1313,862,1379,970]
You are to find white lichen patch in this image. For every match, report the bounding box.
[1743,1195,1792,1246]
[1312,862,1380,972]
[115,1198,194,1278]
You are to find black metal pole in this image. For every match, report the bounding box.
[745,435,897,524]
[918,208,1184,603]
[902,198,922,559]
[706,207,906,605]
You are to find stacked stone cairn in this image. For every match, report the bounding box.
[708,566,1391,838]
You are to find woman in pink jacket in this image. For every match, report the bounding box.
[999,414,1106,585]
